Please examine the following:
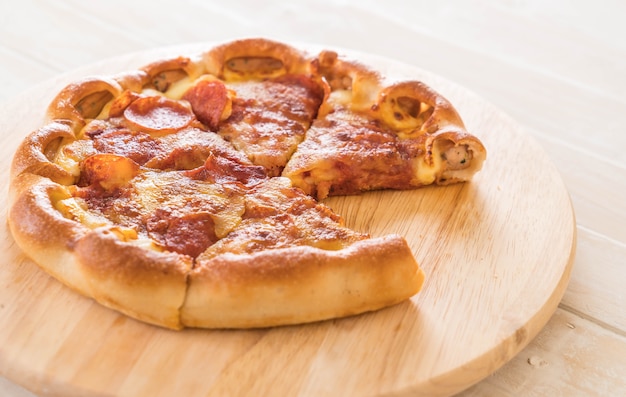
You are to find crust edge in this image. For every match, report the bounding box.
[182,235,424,329]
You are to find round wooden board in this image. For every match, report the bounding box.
[0,43,576,397]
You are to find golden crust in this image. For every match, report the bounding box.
[182,235,424,328]
[203,38,312,80]
[141,56,203,80]
[376,81,487,184]
[8,174,91,296]
[377,80,465,132]
[313,49,382,113]
[139,56,207,94]
[10,121,76,184]
[73,228,191,329]
[46,77,124,130]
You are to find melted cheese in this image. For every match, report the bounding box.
[109,227,163,251]
[54,139,96,179]
[132,171,245,240]
[55,196,111,229]
[54,151,80,179]
[52,190,163,251]
[163,76,194,100]
[96,101,113,120]
[413,143,443,185]
[328,90,352,107]
[163,74,224,100]
[327,89,373,113]
[125,237,163,251]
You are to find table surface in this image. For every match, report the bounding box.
[1,1,624,396]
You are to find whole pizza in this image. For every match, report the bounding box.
[8,38,486,330]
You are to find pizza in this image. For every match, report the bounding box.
[7,38,486,330]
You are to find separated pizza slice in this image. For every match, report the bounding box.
[183,177,424,328]
[283,51,487,199]
[188,38,327,177]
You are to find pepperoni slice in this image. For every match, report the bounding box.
[185,154,266,186]
[80,153,140,190]
[182,79,229,131]
[123,95,194,134]
[147,210,218,258]
[108,90,142,118]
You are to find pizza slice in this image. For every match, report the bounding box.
[184,39,327,177]
[183,177,423,328]
[283,51,487,199]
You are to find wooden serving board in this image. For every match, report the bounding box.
[0,44,576,397]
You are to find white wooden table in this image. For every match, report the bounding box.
[1,1,624,395]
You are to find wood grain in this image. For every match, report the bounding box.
[0,47,576,397]
[460,308,626,396]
